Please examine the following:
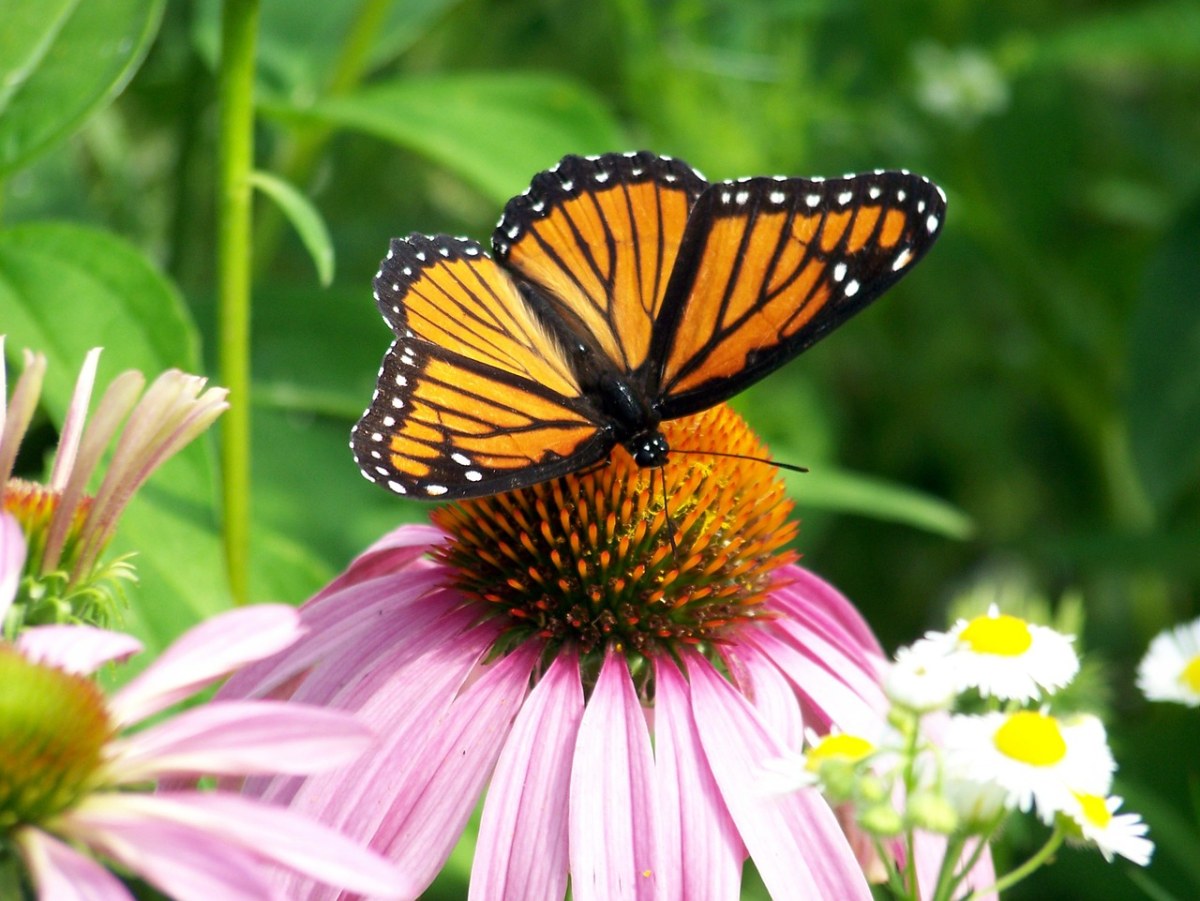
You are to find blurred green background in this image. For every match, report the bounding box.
[3,0,1199,897]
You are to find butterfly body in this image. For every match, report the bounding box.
[353,151,946,499]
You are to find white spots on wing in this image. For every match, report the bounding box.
[936,184,947,203]
[631,167,644,176]
[372,289,380,302]
[896,190,907,202]
[917,200,926,214]
[769,190,786,204]
[892,247,914,271]
[561,179,574,191]
[664,174,678,183]
[400,354,415,367]
[833,262,848,282]
[388,480,407,495]
[805,194,821,207]
[721,190,732,203]
[927,214,940,233]
[772,175,787,182]
[415,251,427,262]
[391,305,400,315]
[391,283,400,292]
[370,431,383,443]
[464,245,480,256]
[466,470,483,482]
[624,150,638,158]
[451,452,471,466]
[507,225,519,239]
[595,170,610,183]
[438,246,450,257]
[868,186,882,200]
[735,189,750,204]
[382,415,395,427]
[532,200,545,212]
[369,449,381,459]
[810,175,825,183]
[386,248,394,260]
[402,267,413,277]
[374,269,383,279]
[496,241,510,255]
[585,154,601,161]
[373,465,389,476]
[404,329,414,339]
[390,396,404,409]
[737,176,753,184]
[395,374,407,387]
[837,191,853,205]
[844,279,860,297]
[426,484,448,496]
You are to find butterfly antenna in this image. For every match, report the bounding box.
[658,467,679,553]
[670,448,809,475]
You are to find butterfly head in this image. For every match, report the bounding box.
[624,431,670,468]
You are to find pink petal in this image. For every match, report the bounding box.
[48,347,101,492]
[741,627,885,737]
[251,603,489,811]
[317,523,447,596]
[109,605,303,725]
[569,648,661,901]
[68,792,411,899]
[471,653,583,901]
[685,651,871,901]
[107,701,374,783]
[58,803,278,901]
[1,511,28,620]
[17,625,142,675]
[371,643,539,885]
[772,567,884,657]
[654,658,743,900]
[16,826,134,901]
[720,640,805,751]
[219,568,450,703]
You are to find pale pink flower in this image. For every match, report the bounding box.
[0,512,413,900]
[223,406,992,900]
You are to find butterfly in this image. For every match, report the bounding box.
[352,150,946,500]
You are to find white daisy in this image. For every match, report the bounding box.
[884,641,959,712]
[942,710,1114,823]
[759,729,880,795]
[915,605,1078,701]
[1137,617,1200,706]
[1061,792,1154,866]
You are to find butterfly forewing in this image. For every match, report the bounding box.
[651,171,947,418]
[352,234,610,499]
[495,151,708,377]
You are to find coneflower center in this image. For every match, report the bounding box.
[433,405,797,657]
[0,648,112,829]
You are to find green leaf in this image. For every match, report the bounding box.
[1127,200,1200,511]
[786,466,975,540]
[263,73,627,204]
[0,223,229,665]
[0,0,164,176]
[250,169,335,286]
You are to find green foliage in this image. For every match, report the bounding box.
[1,0,1198,897]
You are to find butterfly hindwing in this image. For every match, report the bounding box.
[494,151,708,378]
[351,234,612,499]
[651,170,947,417]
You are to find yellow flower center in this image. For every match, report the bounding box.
[433,405,796,660]
[992,710,1067,767]
[0,646,113,829]
[807,734,875,770]
[959,613,1033,656]
[1073,792,1112,829]
[1180,655,1200,694]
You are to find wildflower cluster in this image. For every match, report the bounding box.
[767,605,1154,901]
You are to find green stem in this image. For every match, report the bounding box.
[215,0,260,605]
[966,827,1065,900]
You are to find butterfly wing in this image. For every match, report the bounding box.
[494,151,708,381]
[352,234,613,499]
[650,171,947,418]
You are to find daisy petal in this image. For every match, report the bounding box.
[654,658,743,900]
[570,647,661,901]
[17,827,134,901]
[109,605,303,725]
[471,653,582,901]
[70,792,410,899]
[686,651,871,901]
[106,701,374,783]
[17,625,142,675]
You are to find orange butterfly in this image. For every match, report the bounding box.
[353,151,945,499]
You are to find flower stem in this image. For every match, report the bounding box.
[966,826,1065,900]
[215,0,261,604]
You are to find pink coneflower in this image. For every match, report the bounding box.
[0,511,412,900]
[1,339,229,632]
[224,404,988,899]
